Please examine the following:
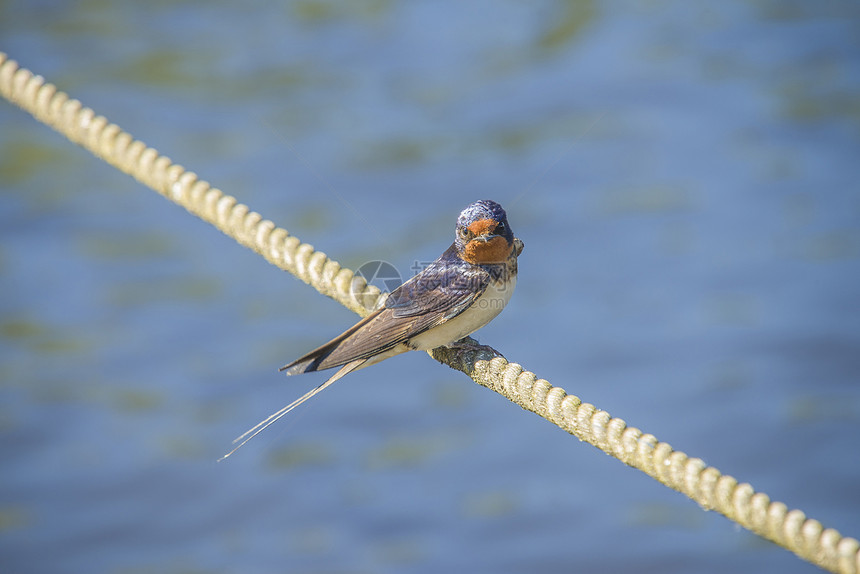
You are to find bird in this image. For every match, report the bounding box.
[221,199,523,459]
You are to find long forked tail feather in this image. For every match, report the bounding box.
[218,358,366,461]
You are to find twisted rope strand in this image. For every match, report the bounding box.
[2,52,857,574]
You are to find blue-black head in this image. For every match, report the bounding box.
[454,200,516,264]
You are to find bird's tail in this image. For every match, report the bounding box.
[279,311,381,375]
[218,358,366,461]
[279,349,331,376]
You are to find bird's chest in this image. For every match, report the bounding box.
[409,274,516,351]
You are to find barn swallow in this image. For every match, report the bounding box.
[222,199,523,458]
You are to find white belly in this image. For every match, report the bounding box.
[409,276,516,351]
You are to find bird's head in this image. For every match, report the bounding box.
[454,199,521,264]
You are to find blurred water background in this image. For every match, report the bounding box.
[1,2,859,573]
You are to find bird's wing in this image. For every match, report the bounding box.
[281,247,490,375]
[382,251,489,322]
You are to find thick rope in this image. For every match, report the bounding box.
[2,52,857,574]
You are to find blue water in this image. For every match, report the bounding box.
[2,2,859,573]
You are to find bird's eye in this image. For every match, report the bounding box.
[459,227,471,240]
[495,222,506,234]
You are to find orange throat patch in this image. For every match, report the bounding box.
[463,235,511,264]
[467,218,497,236]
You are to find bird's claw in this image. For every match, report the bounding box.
[447,337,506,361]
